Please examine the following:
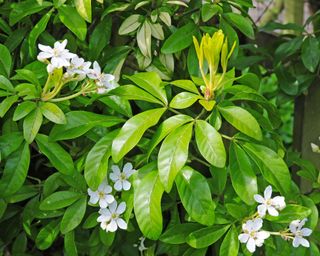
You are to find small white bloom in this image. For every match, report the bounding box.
[66,56,91,79]
[133,237,148,252]
[289,218,312,248]
[238,218,270,253]
[311,142,320,153]
[37,39,76,72]
[87,182,115,208]
[110,163,136,191]
[97,201,127,232]
[87,61,116,94]
[254,185,286,217]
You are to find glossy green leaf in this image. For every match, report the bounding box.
[0,143,30,197]
[229,143,257,205]
[170,92,201,109]
[183,248,208,256]
[137,21,152,58]
[219,105,262,141]
[85,130,118,190]
[219,225,239,256]
[223,13,254,39]
[266,204,311,223]
[35,219,60,250]
[112,108,166,163]
[161,23,198,54]
[75,0,91,22]
[243,142,291,195]
[160,223,202,244]
[58,5,87,41]
[202,3,221,22]
[0,95,18,117]
[0,44,12,77]
[158,123,193,192]
[176,166,215,225]
[13,101,37,121]
[40,102,66,124]
[301,37,320,72]
[195,120,226,168]
[0,132,24,159]
[82,212,99,229]
[170,80,199,94]
[134,171,164,240]
[60,197,87,234]
[147,114,193,158]
[0,75,14,91]
[23,107,43,144]
[35,134,74,175]
[39,191,82,211]
[118,14,142,35]
[50,111,124,141]
[12,232,27,253]
[64,231,78,256]
[187,225,230,249]
[125,72,168,104]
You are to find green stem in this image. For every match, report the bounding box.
[190,155,211,167]
[221,134,234,140]
[168,107,183,115]
[48,89,95,102]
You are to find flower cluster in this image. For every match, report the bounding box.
[37,39,116,100]
[87,163,136,233]
[238,186,312,253]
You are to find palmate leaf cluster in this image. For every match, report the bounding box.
[0,0,319,255]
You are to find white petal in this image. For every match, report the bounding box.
[99,208,111,216]
[108,201,117,213]
[123,162,133,173]
[100,221,107,230]
[299,237,310,247]
[292,237,301,247]
[38,44,53,53]
[111,165,121,175]
[97,215,109,222]
[301,228,312,237]
[107,220,118,232]
[267,206,279,216]
[105,194,115,204]
[116,218,127,230]
[246,237,256,253]
[257,205,267,217]
[103,184,112,194]
[264,185,272,200]
[244,220,255,232]
[257,231,270,240]
[252,218,263,231]
[114,180,123,191]
[116,202,126,214]
[122,180,131,191]
[299,218,308,230]
[88,193,99,205]
[238,234,249,243]
[254,194,265,204]
[93,61,101,74]
[98,182,109,192]
[38,51,53,59]
[289,220,300,233]
[104,74,115,82]
[99,198,109,209]
[272,196,286,210]
[110,172,119,182]
[47,64,54,73]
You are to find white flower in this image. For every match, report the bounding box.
[66,56,91,79]
[254,185,286,217]
[87,61,116,94]
[311,142,320,153]
[238,218,270,253]
[289,218,312,248]
[110,163,136,191]
[87,182,115,208]
[97,201,127,232]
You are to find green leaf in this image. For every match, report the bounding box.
[75,0,91,22]
[58,5,87,41]
[219,225,239,256]
[137,21,152,58]
[170,80,199,94]
[64,231,78,256]
[60,197,87,234]
[147,114,193,159]
[183,248,208,256]
[219,105,262,141]
[161,23,198,54]
[0,75,14,91]
[39,191,82,211]
[170,92,201,109]
[195,120,226,168]
[50,111,124,141]
[223,13,254,39]
[176,166,215,226]
[125,72,168,104]
[35,219,60,250]
[302,37,320,72]
[0,44,12,77]
[99,95,132,117]
[201,3,221,22]
[112,108,166,163]
[158,123,193,192]
[118,14,142,35]
[0,95,18,117]
[229,143,257,205]
[35,134,74,175]
[242,142,291,195]
[85,130,118,190]
[160,223,202,244]
[0,143,30,197]
[110,84,163,104]
[134,171,164,240]
[12,232,27,254]
[266,204,311,223]
[28,11,52,58]
[82,212,99,229]
[102,2,130,18]
[0,132,24,159]
[23,107,43,144]
[187,225,230,249]
[40,102,66,124]
[13,101,37,121]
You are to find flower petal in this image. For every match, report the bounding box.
[257,205,267,218]
[88,193,99,205]
[114,180,123,191]
[254,194,265,204]
[99,198,109,209]
[122,180,131,191]
[116,218,127,230]
[107,220,118,232]
[238,234,249,243]
[301,228,312,237]
[252,218,263,231]
[289,220,300,234]
[264,185,272,200]
[111,165,121,175]
[108,200,118,213]
[299,237,310,248]
[110,172,119,182]
[38,44,53,53]
[116,202,126,214]
[257,231,270,240]
[292,237,301,248]
[246,237,256,253]
[105,194,115,204]
[267,206,279,216]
